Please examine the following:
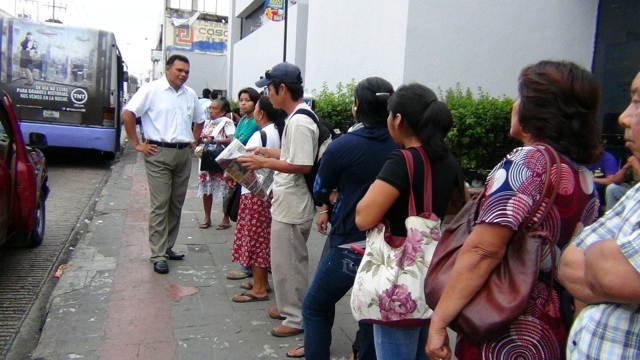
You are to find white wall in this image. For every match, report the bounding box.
[181,52,228,93]
[230,3,305,99]
[229,0,599,100]
[304,0,410,93]
[404,0,599,98]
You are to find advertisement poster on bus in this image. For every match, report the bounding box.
[0,17,116,127]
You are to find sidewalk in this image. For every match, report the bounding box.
[32,145,357,360]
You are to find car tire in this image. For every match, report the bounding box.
[27,195,45,247]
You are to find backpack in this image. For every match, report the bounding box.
[319,117,342,140]
[290,108,332,206]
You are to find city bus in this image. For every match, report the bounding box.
[0,17,126,159]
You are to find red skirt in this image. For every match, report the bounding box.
[231,192,272,268]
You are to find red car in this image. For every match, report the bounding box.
[0,92,48,248]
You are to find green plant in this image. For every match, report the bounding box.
[441,85,519,180]
[228,99,238,112]
[311,81,357,132]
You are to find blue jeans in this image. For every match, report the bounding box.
[373,324,429,360]
[237,263,252,276]
[302,247,376,360]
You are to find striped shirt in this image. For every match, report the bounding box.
[567,183,640,359]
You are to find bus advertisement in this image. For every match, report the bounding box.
[0,17,126,158]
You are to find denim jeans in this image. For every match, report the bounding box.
[237,263,253,276]
[373,324,429,360]
[302,247,376,360]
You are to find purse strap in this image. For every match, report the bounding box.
[209,118,229,140]
[401,147,433,216]
[522,143,562,300]
[522,144,562,232]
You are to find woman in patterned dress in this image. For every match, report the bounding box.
[231,97,286,302]
[426,60,602,360]
[197,99,235,228]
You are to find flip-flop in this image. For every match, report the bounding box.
[232,291,269,303]
[199,222,211,229]
[286,345,305,358]
[240,282,273,293]
[216,223,231,230]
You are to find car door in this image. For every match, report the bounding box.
[0,107,12,245]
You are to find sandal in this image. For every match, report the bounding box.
[226,269,252,280]
[216,223,231,230]
[240,282,272,293]
[231,291,269,303]
[286,345,305,358]
[199,222,211,229]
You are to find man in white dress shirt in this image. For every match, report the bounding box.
[122,54,204,274]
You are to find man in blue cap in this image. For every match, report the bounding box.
[238,62,318,337]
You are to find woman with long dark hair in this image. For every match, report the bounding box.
[355,83,464,360]
[288,77,398,359]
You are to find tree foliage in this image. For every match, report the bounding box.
[312,81,357,133]
[442,85,519,180]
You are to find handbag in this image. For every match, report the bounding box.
[226,185,241,222]
[350,147,441,327]
[424,144,561,341]
[199,120,230,173]
[200,142,225,173]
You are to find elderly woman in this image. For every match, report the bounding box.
[426,60,601,360]
[197,98,235,228]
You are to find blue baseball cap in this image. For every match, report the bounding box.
[255,62,303,87]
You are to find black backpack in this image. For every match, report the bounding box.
[289,108,332,206]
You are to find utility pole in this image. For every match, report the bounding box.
[43,0,66,23]
[22,0,39,20]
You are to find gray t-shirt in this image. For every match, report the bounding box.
[271,103,318,224]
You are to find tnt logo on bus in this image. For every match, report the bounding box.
[71,88,88,105]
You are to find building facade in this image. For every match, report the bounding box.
[228,0,639,134]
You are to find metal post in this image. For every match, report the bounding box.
[283,0,288,62]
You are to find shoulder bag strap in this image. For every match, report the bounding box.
[524,144,562,232]
[209,119,228,139]
[401,149,418,216]
[260,130,267,147]
[529,143,562,297]
[285,108,321,159]
[414,146,433,214]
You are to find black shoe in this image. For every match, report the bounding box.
[153,260,169,274]
[166,248,185,260]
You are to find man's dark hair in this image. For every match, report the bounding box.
[202,88,212,98]
[210,89,224,99]
[166,54,189,67]
[270,81,304,101]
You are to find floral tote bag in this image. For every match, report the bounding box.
[350,147,440,326]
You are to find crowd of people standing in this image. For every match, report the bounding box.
[122,54,640,359]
